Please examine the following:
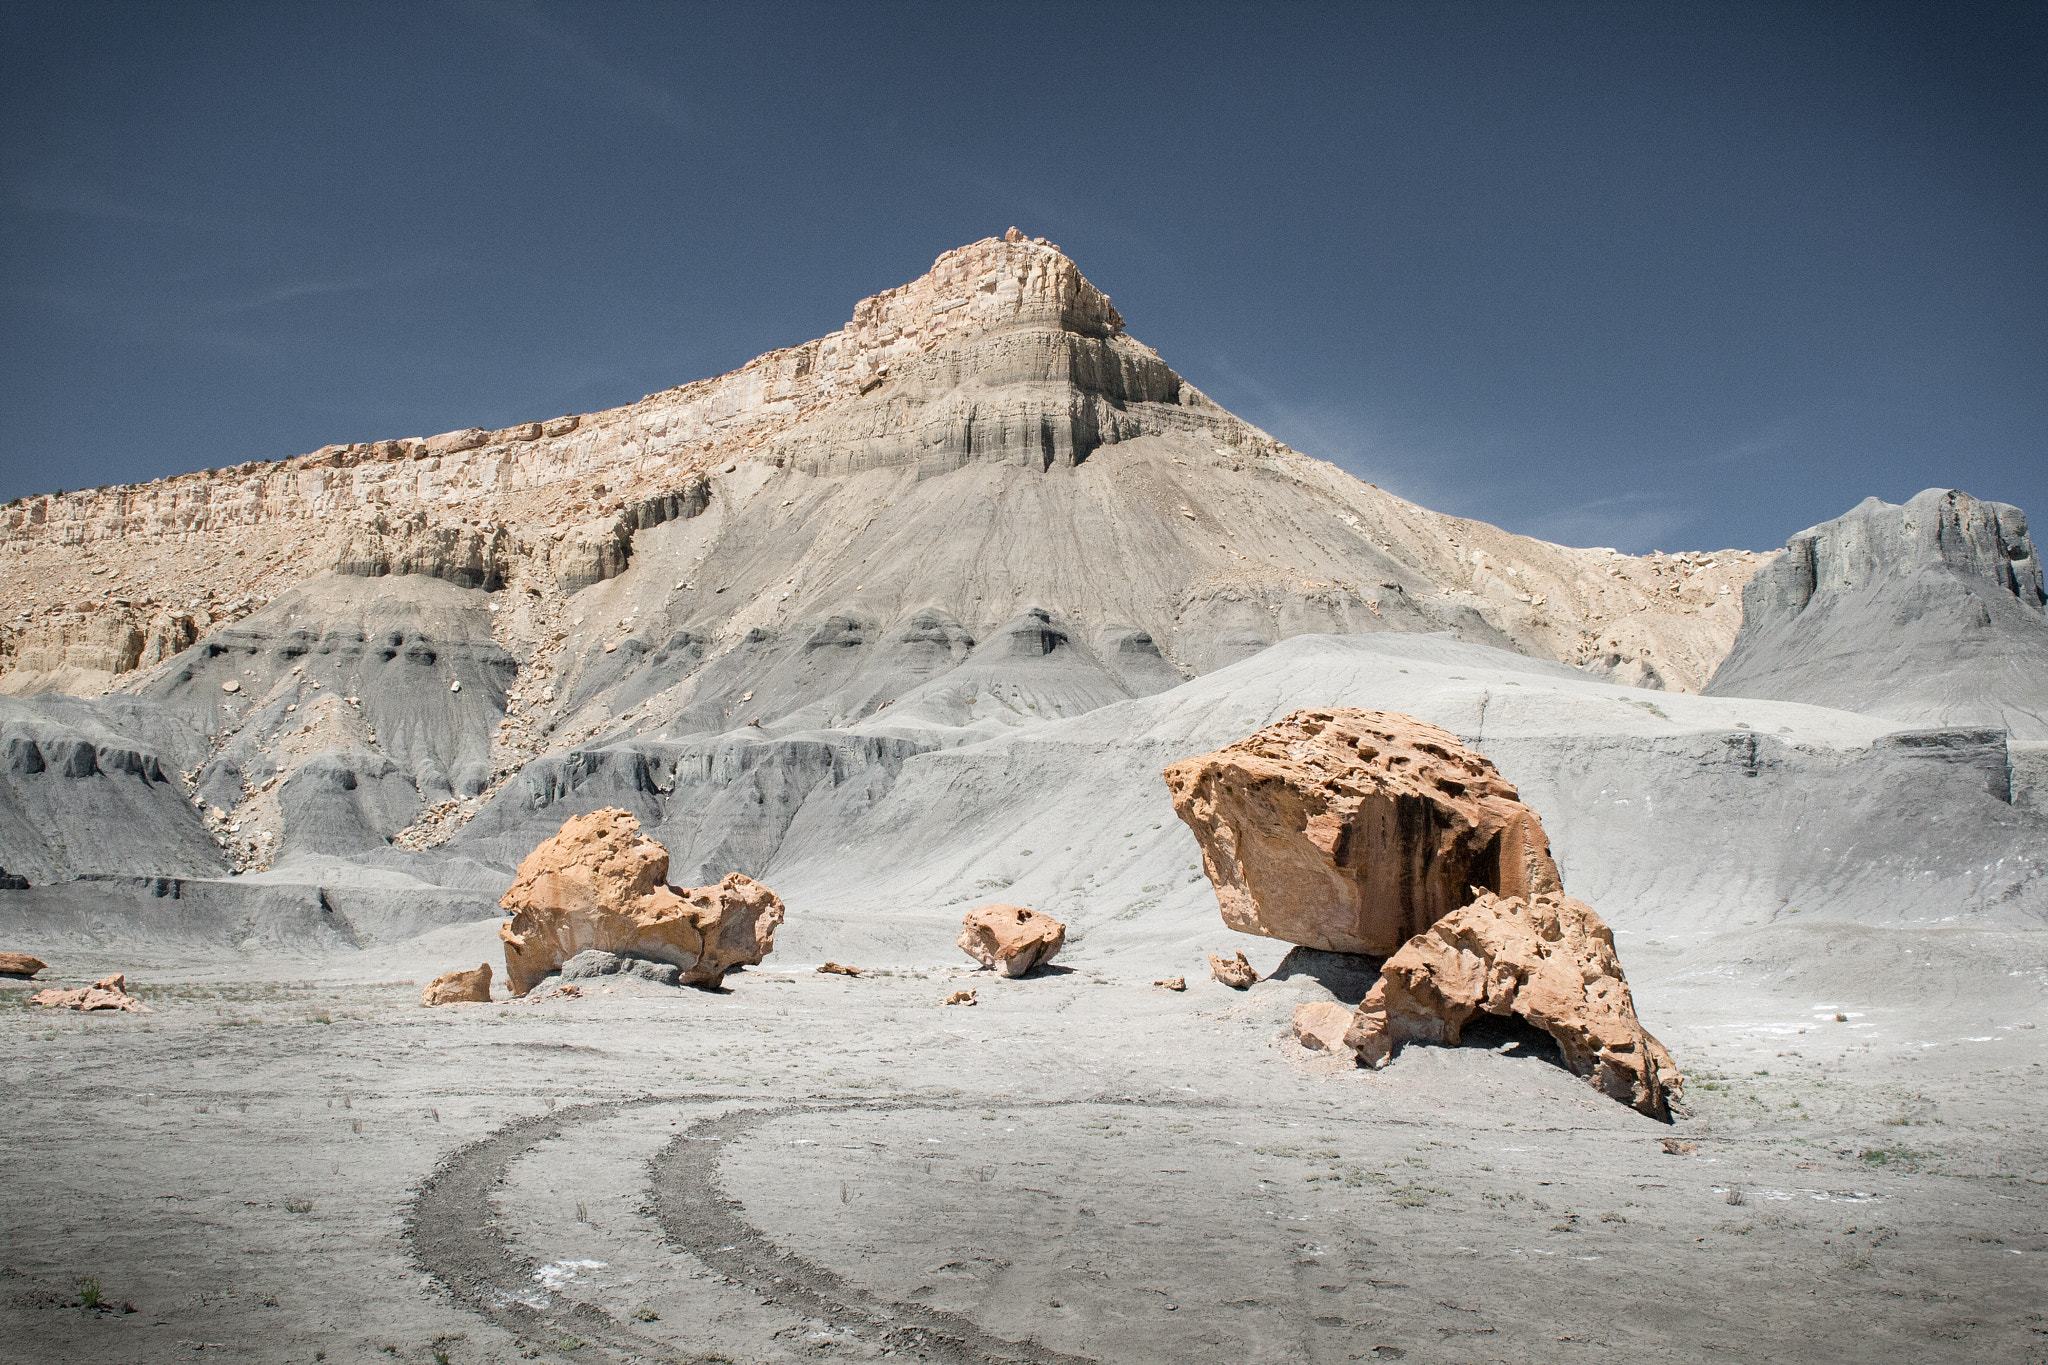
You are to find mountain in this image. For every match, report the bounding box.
[0,232,1769,877]
[1705,488,2048,739]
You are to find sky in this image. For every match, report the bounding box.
[2,1,2043,553]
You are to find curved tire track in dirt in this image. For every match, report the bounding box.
[407,1093,1112,1364]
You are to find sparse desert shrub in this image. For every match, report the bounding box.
[77,1276,101,1308]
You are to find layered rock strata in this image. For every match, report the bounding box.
[1165,709,1562,956]
[958,903,1065,976]
[498,808,785,994]
[1344,891,1681,1120]
[4,233,1759,716]
[1707,488,2048,738]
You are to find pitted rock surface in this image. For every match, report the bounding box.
[498,808,785,995]
[958,903,1065,977]
[1165,708,1562,955]
[1344,890,1681,1120]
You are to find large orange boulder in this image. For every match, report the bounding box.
[958,903,1065,977]
[1163,708,1562,955]
[0,952,46,978]
[422,962,493,1006]
[497,809,786,995]
[1344,890,1682,1120]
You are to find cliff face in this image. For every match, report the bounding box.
[1,232,1758,704]
[1706,488,2048,738]
[0,232,1772,876]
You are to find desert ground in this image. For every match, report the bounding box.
[4,910,2043,1365]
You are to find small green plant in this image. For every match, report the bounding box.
[632,1306,659,1322]
[77,1276,102,1309]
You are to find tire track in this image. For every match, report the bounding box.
[649,1102,1098,1365]
[406,1093,720,1363]
[410,1092,1232,1364]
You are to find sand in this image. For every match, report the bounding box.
[3,913,2043,1365]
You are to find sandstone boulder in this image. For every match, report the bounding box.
[1291,1001,1353,1052]
[0,952,44,977]
[958,903,1065,977]
[1208,950,1257,989]
[1164,708,1562,955]
[421,963,492,1006]
[1343,890,1681,1120]
[30,973,146,1013]
[498,808,786,996]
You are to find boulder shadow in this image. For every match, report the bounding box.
[1266,946,1381,1005]
[1453,1012,1572,1074]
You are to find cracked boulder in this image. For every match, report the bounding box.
[498,808,785,995]
[30,973,146,1013]
[1164,708,1562,955]
[958,903,1065,977]
[1344,890,1682,1120]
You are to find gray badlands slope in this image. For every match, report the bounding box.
[1,233,1763,886]
[1707,487,2048,739]
[1,238,2045,1365]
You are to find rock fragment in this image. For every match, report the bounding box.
[1153,975,1186,991]
[1291,1001,1354,1052]
[1208,950,1257,989]
[946,989,978,1006]
[817,962,862,977]
[558,949,681,986]
[497,808,786,995]
[1164,708,1561,955]
[421,963,492,1006]
[958,903,1065,977]
[1344,890,1681,1120]
[0,952,45,978]
[30,972,146,1013]
[0,866,28,891]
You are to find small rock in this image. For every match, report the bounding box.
[221,680,240,693]
[557,949,681,986]
[1291,1001,1353,1051]
[421,963,493,1006]
[946,989,978,1006]
[30,973,147,1013]
[1153,976,1186,991]
[1661,1138,1698,1156]
[450,680,462,693]
[0,951,47,978]
[817,962,862,977]
[1208,950,1257,989]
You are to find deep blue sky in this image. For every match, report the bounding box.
[3,1,2043,552]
